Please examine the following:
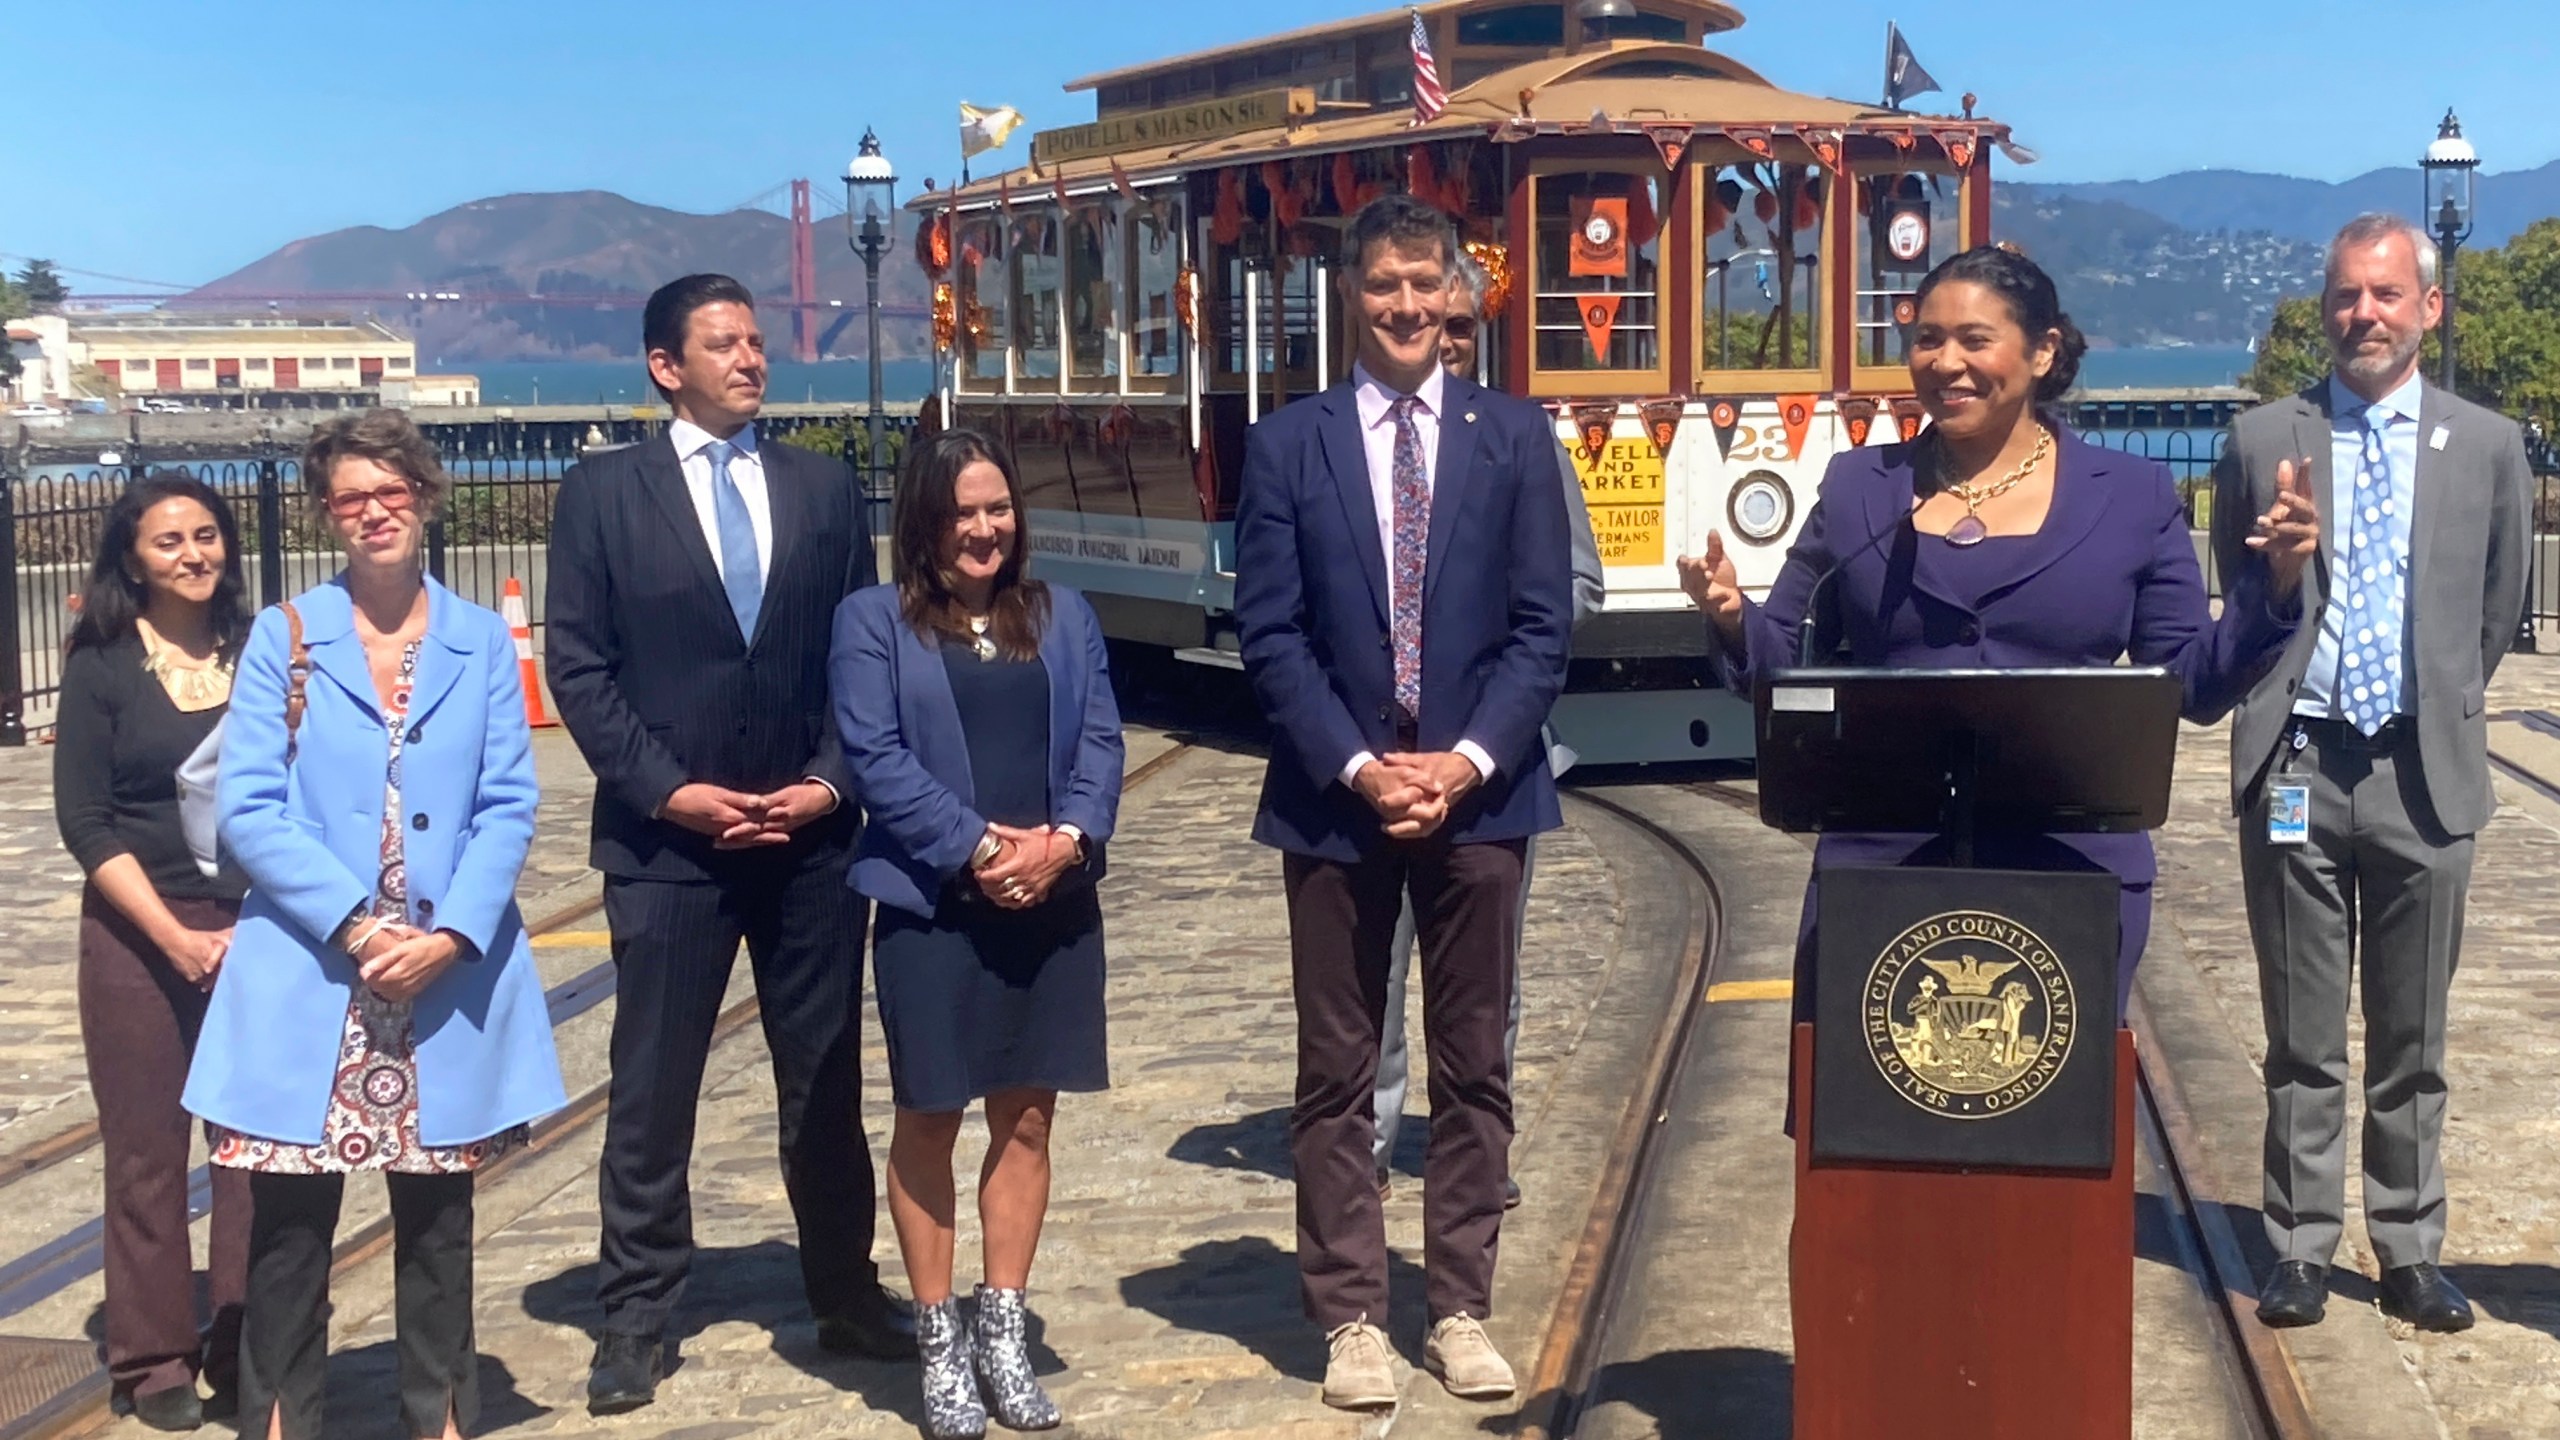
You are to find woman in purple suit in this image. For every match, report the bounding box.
[1677,244,2321,1014]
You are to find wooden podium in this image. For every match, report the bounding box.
[1755,667,2179,1440]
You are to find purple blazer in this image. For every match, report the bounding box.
[1714,424,2298,888]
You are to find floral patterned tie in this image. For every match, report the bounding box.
[1389,394,1429,721]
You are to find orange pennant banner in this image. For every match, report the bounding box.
[1706,397,1744,458]
[1578,296,1623,364]
[1776,394,1818,460]
[1934,128,1978,170]
[1892,397,1928,441]
[1570,196,1630,278]
[1795,125,1846,176]
[1726,126,1776,159]
[1644,124,1691,172]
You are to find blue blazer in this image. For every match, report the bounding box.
[1715,425,2299,885]
[1233,377,1572,861]
[185,578,568,1147]
[830,583,1124,918]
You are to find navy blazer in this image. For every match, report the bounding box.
[1715,425,2298,885]
[830,583,1123,917]
[1235,376,1572,861]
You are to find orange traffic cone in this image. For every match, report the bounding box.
[503,578,556,728]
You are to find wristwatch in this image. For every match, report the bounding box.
[969,829,1004,871]
[1055,824,1087,864]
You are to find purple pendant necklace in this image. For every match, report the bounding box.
[1940,424,2053,546]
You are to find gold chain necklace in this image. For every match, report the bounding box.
[1939,425,2054,546]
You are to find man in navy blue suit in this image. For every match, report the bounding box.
[1235,194,1571,1411]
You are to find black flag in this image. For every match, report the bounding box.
[1885,22,1941,110]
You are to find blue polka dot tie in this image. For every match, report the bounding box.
[2335,406,2405,735]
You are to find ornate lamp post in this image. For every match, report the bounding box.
[844,129,899,496]
[2420,110,2476,392]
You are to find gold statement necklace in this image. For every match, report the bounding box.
[1938,424,2054,546]
[138,620,234,713]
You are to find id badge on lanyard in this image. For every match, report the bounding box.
[2268,726,2311,846]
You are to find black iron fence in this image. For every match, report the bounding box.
[0,412,915,742]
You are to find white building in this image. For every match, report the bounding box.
[60,314,465,409]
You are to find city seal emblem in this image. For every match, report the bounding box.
[1862,909,2077,1120]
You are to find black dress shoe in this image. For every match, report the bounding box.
[1503,1178,1522,1210]
[816,1287,916,1361]
[128,1384,205,1432]
[2255,1260,2328,1327]
[587,1331,663,1415]
[2380,1263,2476,1333]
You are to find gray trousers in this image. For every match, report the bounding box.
[2239,722,2474,1268]
[1373,837,1533,1173]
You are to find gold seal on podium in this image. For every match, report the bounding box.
[1861,910,2078,1120]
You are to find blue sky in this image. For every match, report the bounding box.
[4,0,2552,285]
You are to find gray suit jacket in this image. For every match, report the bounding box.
[2210,378,2532,834]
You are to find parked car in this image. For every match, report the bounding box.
[7,403,64,418]
[138,397,186,414]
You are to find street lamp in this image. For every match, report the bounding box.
[2420,109,2476,392]
[844,128,898,496]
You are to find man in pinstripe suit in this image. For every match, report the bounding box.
[546,275,906,1414]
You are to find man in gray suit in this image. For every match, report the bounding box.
[1371,254,1604,1207]
[2212,212,2532,1333]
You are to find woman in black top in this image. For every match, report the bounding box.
[52,471,255,1431]
[831,431,1123,1439]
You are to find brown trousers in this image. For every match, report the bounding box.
[78,889,251,1398]
[1283,837,1523,1327]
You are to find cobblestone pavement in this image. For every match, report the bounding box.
[2153,652,2560,1439]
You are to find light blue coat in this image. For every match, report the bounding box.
[184,577,567,1147]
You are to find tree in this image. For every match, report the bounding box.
[0,276,23,384]
[12,260,66,313]
[2243,296,2327,399]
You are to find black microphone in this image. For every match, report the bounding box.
[1795,504,1916,667]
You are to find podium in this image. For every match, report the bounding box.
[1757,667,2181,1440]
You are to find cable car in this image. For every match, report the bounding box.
[906,0,2011,762]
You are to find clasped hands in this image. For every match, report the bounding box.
[1355,752,1482,840]
[347,921,463,1004]
[663,780,838,850]
[973,824,1080,910]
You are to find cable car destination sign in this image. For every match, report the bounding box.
[1031,88,1317,168]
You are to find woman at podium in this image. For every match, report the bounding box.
[1677,244,2319,1015]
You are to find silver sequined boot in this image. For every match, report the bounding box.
[970,1284,1061,1431]
[915,1297,988,1439]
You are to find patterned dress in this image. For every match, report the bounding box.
[210,641,528,1175]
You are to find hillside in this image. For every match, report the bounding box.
[1990,189,2322,347]
[195,190,930,364]
[2016,159,2560,249]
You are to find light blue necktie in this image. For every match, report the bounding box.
[2335,406,2404,734]
[707,439,763,641]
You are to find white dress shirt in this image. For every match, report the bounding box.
[1339,363,1496,789]
[668,417,773,586]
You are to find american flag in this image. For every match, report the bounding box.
[1408,9,1447,125]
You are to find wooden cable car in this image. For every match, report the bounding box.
[906,0,2011,763]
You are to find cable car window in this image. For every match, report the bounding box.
[956,214,1008,390]
[1013,208,1063,383]
[1530,168,1667,387]
[1065,203,1120,385]
[1127,194,1185,380]
[1579,7,1686,42]
[1697,161,1826,383]
[1855,169,1962,370]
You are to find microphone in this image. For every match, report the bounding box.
[1795,503,1916,667]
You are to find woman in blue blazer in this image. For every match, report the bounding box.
[185,411,565,1440]
[830,428,1122,1440]
[1679,246,2320,1021]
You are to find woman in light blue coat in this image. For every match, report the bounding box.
[185,410,565,1440]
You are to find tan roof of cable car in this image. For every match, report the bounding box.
[1060,0,1748,93]
[918,42,1999,210]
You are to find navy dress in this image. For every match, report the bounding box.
[871,640,1110,1112]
